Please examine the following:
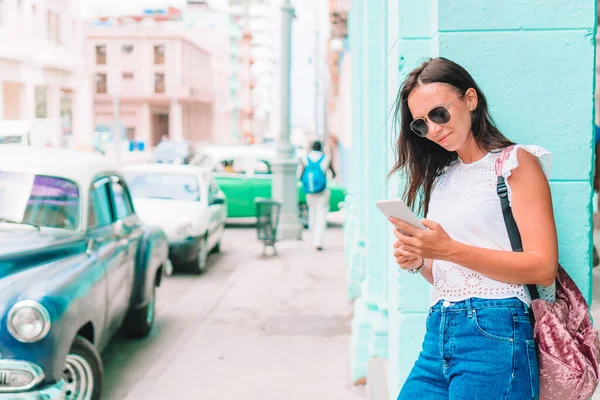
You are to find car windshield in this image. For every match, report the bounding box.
[125,171,200,201]
[0,172,80,230]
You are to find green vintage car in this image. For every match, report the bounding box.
[190,145,346,223]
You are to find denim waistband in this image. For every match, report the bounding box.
[430,297,528,313]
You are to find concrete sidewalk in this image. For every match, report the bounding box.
[122,214,367,400]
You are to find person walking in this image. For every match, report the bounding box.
[389,57,557,399]
[300,140,336,251]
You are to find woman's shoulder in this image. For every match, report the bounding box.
[497,144,552,180]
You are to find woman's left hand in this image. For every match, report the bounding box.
[389,217,455,261]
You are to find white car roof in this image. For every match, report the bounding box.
[124,163,213,183]
[199,145,278,161]
[124,163,211,174]
[0,146,118,187]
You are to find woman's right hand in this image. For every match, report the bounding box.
[393,240,422,270]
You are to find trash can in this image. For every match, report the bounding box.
[255,198,281,256]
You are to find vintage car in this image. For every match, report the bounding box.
[124,163,227,274]
[0,146,169,399]
[190,145,347,225]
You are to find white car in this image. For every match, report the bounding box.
[124,163,227,274]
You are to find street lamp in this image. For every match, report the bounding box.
[271,0,303,240]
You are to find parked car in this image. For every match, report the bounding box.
[0,146,169,399]
[190,145,347,225]
[124,163,227,274]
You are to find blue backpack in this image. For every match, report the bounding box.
[302,154,327,194]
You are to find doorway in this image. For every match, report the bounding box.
[151,113,169,146]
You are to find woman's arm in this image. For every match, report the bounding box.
[392,149,558,287]
[420,259,434,284]
[392,243,434,284]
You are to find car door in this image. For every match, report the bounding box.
[249,159,272,202]
[87,176,123,346]
[106,176,141,332]
[215,157,254,217]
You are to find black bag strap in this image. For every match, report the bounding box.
[496,175,540,300]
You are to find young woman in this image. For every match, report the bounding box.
[390,57,557,399]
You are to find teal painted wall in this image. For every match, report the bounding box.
[347,0,370,383]
[345,0,597,398]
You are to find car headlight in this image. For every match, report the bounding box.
[175,223,195,240]
[7,301,51,343]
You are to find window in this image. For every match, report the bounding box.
[122,72,134,80]
[111,180,134,219]
[121,44,134,54]
[47,11,53,41]
[95,45,106,65]
[35,87,47,118]
[55,14,61,44]
[124,172,200,202]
[154,73,165,94]
[254,160,271,175]
[60,93,73,137]
[0,172,80,230]
[96,73,107,94]
[154,44,165,65]
[88,180,112,228]
[126,127,135,140]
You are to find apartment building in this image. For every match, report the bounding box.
[86,22,215,147]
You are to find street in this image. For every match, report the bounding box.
[101,218,366,400]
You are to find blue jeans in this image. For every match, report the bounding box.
[397,297,539,400]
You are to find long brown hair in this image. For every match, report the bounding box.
[389,57,514,216]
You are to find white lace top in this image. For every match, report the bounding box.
[427,144,555,306]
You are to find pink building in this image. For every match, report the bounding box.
[85,25,215,148]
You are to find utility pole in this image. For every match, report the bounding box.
[314,6,320,138]
[112,96,121,164]
[271,0,302,240]
[243,0,253,142]
[111,43,121,165]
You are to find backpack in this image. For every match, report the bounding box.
[301,154,327,194]
[496,146,600,399]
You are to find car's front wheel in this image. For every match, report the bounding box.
[63,336,103,400]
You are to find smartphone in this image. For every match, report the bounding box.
[375,199,426,235]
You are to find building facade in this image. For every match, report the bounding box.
[345,1,596,398]
[185,0,242,144]
[0,0,91,148]
[86,23,215,149]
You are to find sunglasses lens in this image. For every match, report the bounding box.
[410,119,428,137]
[429,106,451,124]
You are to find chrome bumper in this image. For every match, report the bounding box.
[0,379,65,399]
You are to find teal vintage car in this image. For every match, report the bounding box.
[0,146,170,399]
[190,146,346,224]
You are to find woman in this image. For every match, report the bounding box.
[390,57,557,399]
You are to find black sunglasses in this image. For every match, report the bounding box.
[410,96,462,138]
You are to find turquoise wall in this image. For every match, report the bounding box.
[345,0,597,398]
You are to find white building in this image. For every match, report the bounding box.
[185,0,243,144]
[0,0,92,149]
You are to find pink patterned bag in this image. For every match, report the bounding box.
[496,146,600,399]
